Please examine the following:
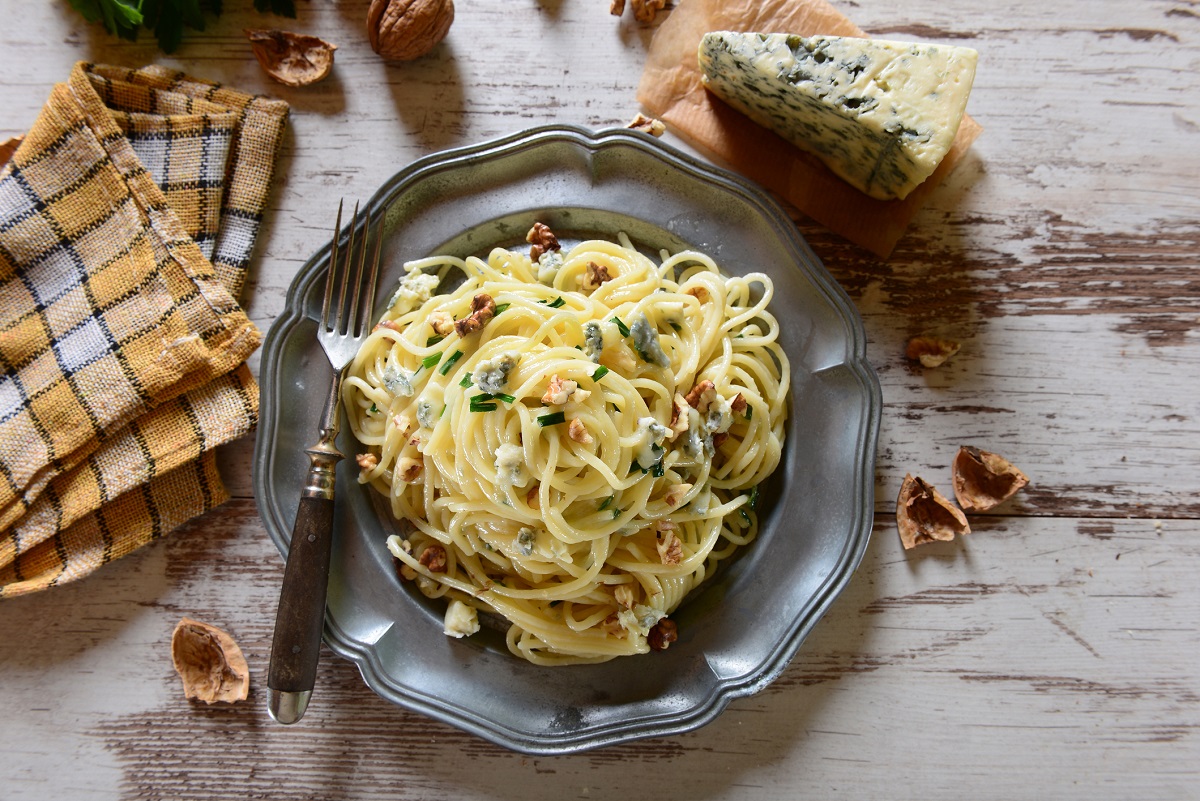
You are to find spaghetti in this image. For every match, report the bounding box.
[343,224,789,664]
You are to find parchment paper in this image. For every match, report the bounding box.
[636,0,983,258]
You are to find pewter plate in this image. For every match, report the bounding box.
[253,125,880,754]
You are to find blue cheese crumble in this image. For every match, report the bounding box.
[388,271,440,313]
[633,416,670,468]
[474,352,519,394]
[382,365,415,397]
[630,312,670,368]
[443,599,480,638]
[494,443,527,493]
[536,250,564,285]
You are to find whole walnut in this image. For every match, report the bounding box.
[368,0,455,61]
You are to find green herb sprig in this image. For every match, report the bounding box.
[69,0,296,53]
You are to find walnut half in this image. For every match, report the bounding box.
[952,446,1030,512]
[245,29,337,87]
[905,336,960,368]
[170,618,250,704]
[896,473,970,549]
[368,0,455,62]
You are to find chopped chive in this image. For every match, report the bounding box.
[459,372,473,388]
[651,461,665,478]
[740,508,752,525]
[494,392,517,404]
[469,391,497,412]
[426,335,444,347]
[591,365,609,381]
[541,296,566,308]
[494,302,510,314]
[612,508,621,519]
[630,461,647,475]
[598,495,614,511]
[537,411,566,427]
[749,485,760,507]
[611,316,630,337]
[439,350,463,375]
[439,405,446,418]
[745,405,753,421]
[368,402,378,414]
[421,353,441,369]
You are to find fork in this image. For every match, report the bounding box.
[268,200,383,725]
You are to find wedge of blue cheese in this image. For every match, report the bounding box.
[698,32,978,201]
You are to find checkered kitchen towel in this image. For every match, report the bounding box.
[0,62,288,597]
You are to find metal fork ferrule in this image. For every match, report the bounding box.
[302,437,343,499]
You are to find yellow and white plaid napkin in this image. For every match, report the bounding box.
[0,62,288,597]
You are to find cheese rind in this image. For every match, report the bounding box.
[698,32,978,200]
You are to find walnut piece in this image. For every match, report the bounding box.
[952,446,1030,512]
[668,392,690,439]
[541,374,576,405]
[905,336,960,368]
[453,293,496,336]
[685,285,710,303]
[609,0,625,15]
[580,260,613,291]
[896,473,970,549]
[428,309,455,336]
[396,456,423,482]
[568,417,593,444]
[245,29,337,87]
[614,583,637,609]
[631,0,667,23]
[625,113,666,137]
[526,222,561,262]
[648,618,678,651]
[355,452,379,472]
[656,527,683,565]
[367,0,455,62]
[663,482,692,507]
[419,543,447,572]
[170,618,250,704]
[684,379,715,409]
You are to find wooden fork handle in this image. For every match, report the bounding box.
[267,435,343,724]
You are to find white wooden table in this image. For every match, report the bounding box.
[2,1,1197,798]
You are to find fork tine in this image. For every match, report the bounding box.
[334,202,359,336]
[348,209,368,338]
[360,212,385,336]
[322,199,343,333]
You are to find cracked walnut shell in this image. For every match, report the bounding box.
[952,446,1030,512]
[171,618,250,704]
[905,336,960,368]
[896,473,970,549]
[245,29,337,87]
[368,0,455,62]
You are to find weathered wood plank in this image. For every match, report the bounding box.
[0,502,1195,799]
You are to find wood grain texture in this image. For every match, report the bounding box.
[1,0,1198,798]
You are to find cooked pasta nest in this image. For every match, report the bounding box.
[344,225,789,664]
